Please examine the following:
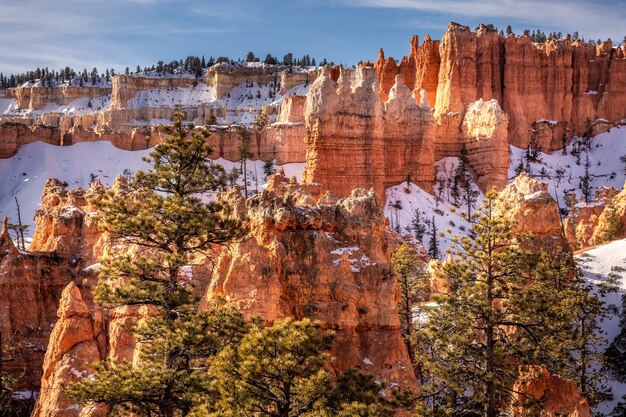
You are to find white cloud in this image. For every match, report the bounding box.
[341,0,626,40]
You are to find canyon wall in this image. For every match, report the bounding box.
[23,174,417,416]
[303,67,435,199]
[303,65,509,197]
[5,85,111,111]
[376,23,626,154]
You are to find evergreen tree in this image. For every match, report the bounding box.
[90,67,98,85]
[410,208,427,242]
[252,109,268,132]
[452,145,477,216]
[263,158,275,179]
[506,25,513,36]
[605,294,626,382]
[202,318,392,417]
[428,216,439,260]
[233,126,252,198]
[282,52,294,66]
[415,190,609,416]
[67,112,248,417]
[392,244,429,369]
[579,155,593,203]
[595,201,622,244]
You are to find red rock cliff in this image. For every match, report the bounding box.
[304,66,435,200]
[376,23,626,153]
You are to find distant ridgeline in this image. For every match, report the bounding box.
[0,52,335,89]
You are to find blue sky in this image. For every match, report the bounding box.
[1,0,625,75]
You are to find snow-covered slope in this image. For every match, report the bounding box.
[509,127,626,210]
[0,141,305,246]
[127,81,311,126]
[385,157,482,256]
[576,240,626,415]
[127,84,213,109]
[385,127,626,257]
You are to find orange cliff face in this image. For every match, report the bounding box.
[375,23,626,155]
[303,64,509,199]
[303,66,435,200]
[208,174,417,390]
[21,175,417,415]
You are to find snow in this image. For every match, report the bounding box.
[127,84,213,109]
[0,140,305,247]
[0,98,18,114]
[123,80,311,126]
[509,127,626,210]
[384,157,482,256]
[2,96,111,117]
[330,246,372,272]
[0,141,151,244]
[12,390,38,400]
[83,263,101,272]
[576,239,626,415]
[523,191,545,201]
[536,118,559,125]
[362,357,374,365]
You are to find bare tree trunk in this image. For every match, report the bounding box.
[14,197,25,251]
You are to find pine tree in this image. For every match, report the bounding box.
[428,216,439,260]
[252,109,268,132]
[67,112,248,417]
[595,201,622,244]
[606,294,626,382]
[580,155,593,203]
[415,190,610,416]
[263,159,275,179]
[232,126,252,198]
[202,318,392,417]
[392,244,429,370]
[410,208,427,242]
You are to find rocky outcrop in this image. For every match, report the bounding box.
[498,173,570,252]
[29,179,112,265]
[564,186,619,248]
[110,75,197,110]
[511,366,590,417]
[0,217,77,394]
[0,122,59,157]
[590,183,626,245]
[32,282,103,417]
[5,86,111,111]
[376,24,626,153]
[208,174,417,389]
[304,66,435,200]
[205,63,318,99]
[460,99,510,189]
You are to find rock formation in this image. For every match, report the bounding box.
[4,86,111,112]
[110,75,197,110]
[20,174,417,415]
[511,366,590,417]
[497,173,570,252]
[375,23,626,153]
[0,217,77,394]
[32,282,103,417]
[304,66,435,200]
[204,63,318,99]
[208,173,417,389]
[564,186,619,248]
